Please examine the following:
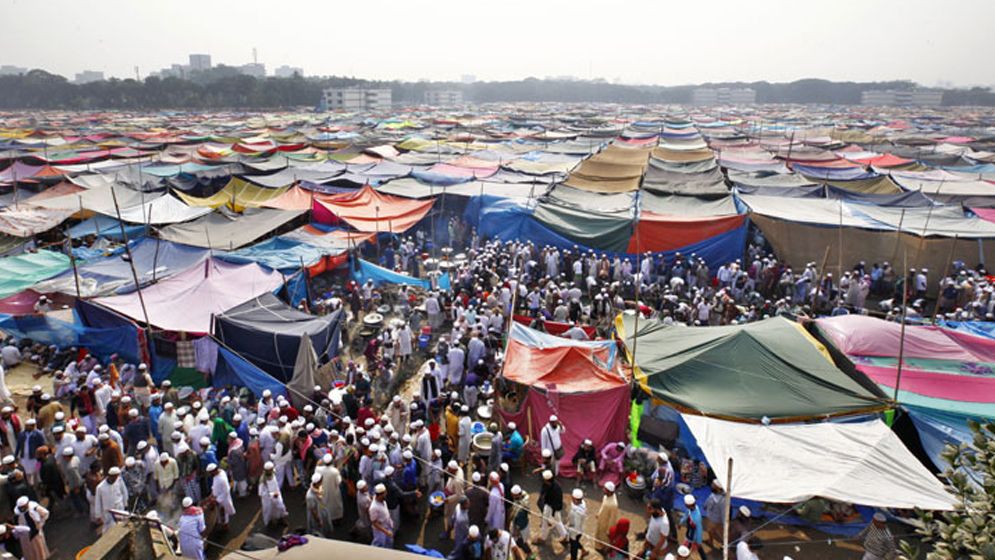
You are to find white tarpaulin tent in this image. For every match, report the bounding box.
[682,414,956,510]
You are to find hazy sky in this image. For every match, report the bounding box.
[2,0,993,86]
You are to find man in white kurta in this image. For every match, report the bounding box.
[207,464,235,528]
[314,454,344,525]
[178,497,206,560]
[258,462,287,526]
[94,467,128,534]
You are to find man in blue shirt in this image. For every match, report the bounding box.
[502,423,524,463]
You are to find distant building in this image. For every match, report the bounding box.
[274,65,303,78]
[74,70,105,84]
[861,89,943,106]
[320,88,392,111]
[424,90,464,106]
[188,54,212,71]
[238,63,266,78]
[0,65,28,76]
[461,74,476,84]
[691,87,756,105]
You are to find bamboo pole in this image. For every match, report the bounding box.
[722,458,734,560]
[110,187,152,328]
[894,249,909,405]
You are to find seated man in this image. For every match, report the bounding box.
[571,438,597,485]
[598,441,626,486]
[502,423,524,463]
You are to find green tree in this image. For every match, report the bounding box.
[901,420,995,560]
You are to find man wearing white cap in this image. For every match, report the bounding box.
[259,461,287,526]
[595,481,620,553]
[58,446,86,514]
[306,473,325,536]
[735,537,762,560]
[681,494,703,555]
[178,496,206,560]
[536,470,567,546]
[565,488,587,560]
[663,545,691,560]
[314,453,344,527]
[208,463,235,530]
[94,466,128,534]
[540,415,564,475]
[13,496,49,560]
[369,483,394,548]
[443,460,466,536]
[457,406,472,464]
[15,418,45,485]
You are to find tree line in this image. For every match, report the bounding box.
[1,69,993,110]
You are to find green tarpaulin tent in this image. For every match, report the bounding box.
[618,314,887,421]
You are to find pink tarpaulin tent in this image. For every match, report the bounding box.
[94,258,283,333]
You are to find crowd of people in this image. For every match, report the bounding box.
[0,221,926,560]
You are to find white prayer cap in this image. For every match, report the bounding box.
[507,422,516,430]
[62,447,74,456]
[108,467,121,476]
[206,463,218,472]
[323,453,333,464]
[311,473,322,484]
[182,497,194,508]
[264,461,275,471]
[541,448,552,458]
[604,481,616,492]
[471,472,482,482]
[356,480,367,490]
[511,485,522,495]
[678,546,691,557]
[548,415,558,422]
[128,409,139,417]
[137,440,148,449]
[684,494,696,506]
[199,436,210,446]
[16,496,28,507]
[447,460,459,470]
[374,483,386,494]
[125,457,136,467]
[262,389,272,397]
[159,452,170,461]
[402,450,413,460]
[542,470,553,480]
[468,525,480,538]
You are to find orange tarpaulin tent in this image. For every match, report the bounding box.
[312,185,434,233]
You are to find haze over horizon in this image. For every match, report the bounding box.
[1,0,993,88]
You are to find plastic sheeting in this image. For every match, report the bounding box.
[502,322,628,393]
[94,258,284,333]
[351,258,451,291]
[618,314,887,420]
[312,185,434,233]
[682,414,956,510]
[212,343,288,398]
[0,312,140,362]
[214,293,342,382]
[68,215,145,240]
[0,250,71,298]
[0,206,74,237]
[158,208,306,250]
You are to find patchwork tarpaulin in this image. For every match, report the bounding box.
[0,250,71,298]
[814,315,995,418]
[618,314,887,420]
[683,414,955,510]
[502,322,629,393]
[562,145,650,193]
[158,208,306,250]
[213,293,342,382]
[94,258,283,333]
[0,206,74,237]
[313,185,434,233]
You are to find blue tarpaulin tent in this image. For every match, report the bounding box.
[352,257,452,291]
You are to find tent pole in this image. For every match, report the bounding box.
[837,199,843,280]
[722,457,733,560]
[111,187,152,329]
[375,205,381,262]
[893,249,909,406]
[300,256,311,311]
[66,226,82,299]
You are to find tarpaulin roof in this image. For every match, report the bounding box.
[32,238,209,297]
[94,258,283,333]
[815,315,995,418]
[0,250,71,299]
[502,322,628,393]
[619,314,887,420]
[351,258,451,291]
[110,193,212,225]
[532,199,634,253]
[683,414,955,510]
[0,206,74,237]
[219,236,338,272]
[312,185,434,233]
[175,177,289,211]
[214,293,342,381]
[68,215,145,240]
[157,208,305,250]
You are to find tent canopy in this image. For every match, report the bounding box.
[157,208,305,250]
[214,293,342,381]
[94,258,283,333]
[683,414,955,510]
[502,322,629,393]
[619,314,887,420]
[312,185,434,233]
[0,250,71,299]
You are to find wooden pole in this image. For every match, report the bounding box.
[837,199,844,280]
[66,227,82,299]
[110,187,152,328]
[300,256,311,311]
[722,457,733,560]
